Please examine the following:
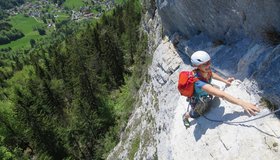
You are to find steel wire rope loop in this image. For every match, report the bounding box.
[202,108,280,124]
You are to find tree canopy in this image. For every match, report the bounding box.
[0,0,25,9]
[0,0,148,159]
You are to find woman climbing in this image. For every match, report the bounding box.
[182,50,260,128]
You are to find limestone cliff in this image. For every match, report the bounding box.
[107,0,280,159]
[158,0,280,104]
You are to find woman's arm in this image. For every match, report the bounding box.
[212,72,234,85]
[202,84,260,116]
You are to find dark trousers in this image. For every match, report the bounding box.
[189,95,213,118]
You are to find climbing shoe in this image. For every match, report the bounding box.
[182,114,190,128]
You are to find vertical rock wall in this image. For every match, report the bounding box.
[158,0,280,42]
[108,0,280,159]
[157,0,280,104]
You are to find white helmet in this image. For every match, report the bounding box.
[191,50,211,66]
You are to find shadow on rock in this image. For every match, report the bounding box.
[192,97,246,141]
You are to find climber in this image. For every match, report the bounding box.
[182,50,260,128]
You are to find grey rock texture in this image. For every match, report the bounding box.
[158,0,280,104]
[107,38,280,160]
[158,0,280,42]
[107,0,280,159]
[141,0,163,53]
[176,33,280,104]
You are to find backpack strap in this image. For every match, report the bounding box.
[189,70,199,83]
[191,70,212,99]
[193,69,212,83]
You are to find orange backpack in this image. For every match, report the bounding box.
[177,71,199,98]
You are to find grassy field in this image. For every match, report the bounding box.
[0,14,46,50]
[115,0,126,5]
[55,12,70,22]
[63,0,85,10]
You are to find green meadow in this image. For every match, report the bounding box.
[115,0,126,5]
[63,0,85,9]
[55,12,70,22]
[0,14,46,50]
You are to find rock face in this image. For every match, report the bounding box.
[176,33,280,104]
[158,0,280,105]
[158,0,280,42]
[108,37,280,160]
[107,0,280,159]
